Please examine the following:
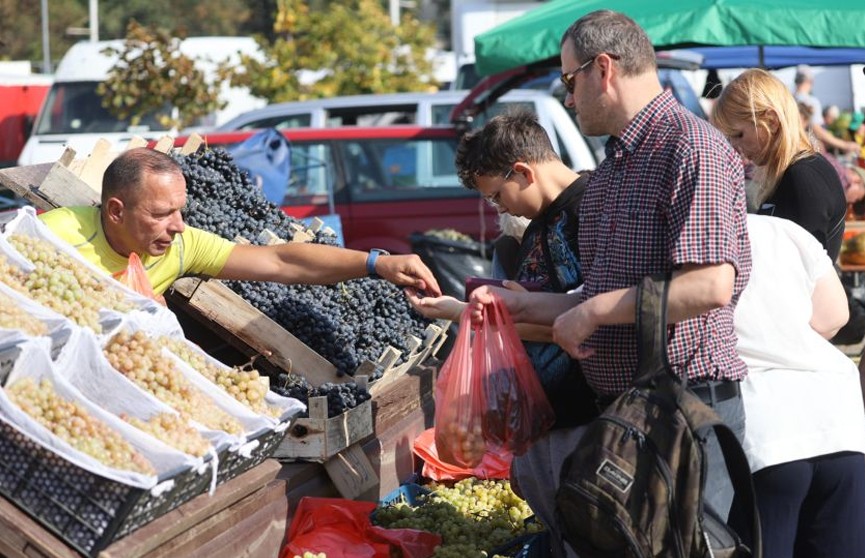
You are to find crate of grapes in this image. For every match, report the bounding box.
[0,343,214,557]
[214,420,292,484]
[0,414,213,557]
[272,378,374,462]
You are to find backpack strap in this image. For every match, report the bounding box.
[634,273,676,386]
[637,274,763,557]
[710,422,763,558]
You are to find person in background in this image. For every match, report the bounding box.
[407,110,595,558]
[471,12,751,554]
[490,212,531,281]
[822,104,841,136]
[733,214,865,558]
[39,148,441,297]
[713,68,847,262]
[792,64,860,157]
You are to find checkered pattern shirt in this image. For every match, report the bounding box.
[577,91,751,396]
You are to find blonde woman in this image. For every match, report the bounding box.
[712,68,846,261]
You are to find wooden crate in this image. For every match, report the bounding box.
[274,381,374,462]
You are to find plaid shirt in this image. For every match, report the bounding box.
[577,91,751,395]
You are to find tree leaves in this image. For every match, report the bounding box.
[96,21,224,130]
[221,0,439,102]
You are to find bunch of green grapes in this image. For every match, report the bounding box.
[7,377,155,475]
[292,553,326,558]
[0,255,29,295]
[164,338,279,418]
[122,411,212,457]
[0,291,48,336]
[104,330,243,435]
[373,478,542,557]
[7,234,134,331]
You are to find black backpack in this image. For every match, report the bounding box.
[556,275,762,558]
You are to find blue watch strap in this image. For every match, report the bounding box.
[366,249,388,278]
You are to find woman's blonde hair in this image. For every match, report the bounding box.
[711,68,815,203]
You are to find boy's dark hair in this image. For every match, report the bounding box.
[455,109,560,190]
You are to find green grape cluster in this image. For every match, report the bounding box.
[0,291,48,336]
[123,411,212,457]
[373,478,542,557]
[292,553,326,558]
[164,338,279,417]
[7,234,134,331]
[104,330,243,434]
[7,377,155,475]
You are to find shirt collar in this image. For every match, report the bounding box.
[604,90,679,159]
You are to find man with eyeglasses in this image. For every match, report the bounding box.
[469,10,752,555]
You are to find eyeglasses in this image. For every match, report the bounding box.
[483,168,514,209]
[560,53,620,94]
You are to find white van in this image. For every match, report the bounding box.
[216,89,600,171]
[18,37,265,166]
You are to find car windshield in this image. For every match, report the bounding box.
[35,81,172,135]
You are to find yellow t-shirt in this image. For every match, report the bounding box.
[39,206,235,295]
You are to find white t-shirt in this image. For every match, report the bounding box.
[736,214,865,472]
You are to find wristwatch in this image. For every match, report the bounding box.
[366,248,390,278]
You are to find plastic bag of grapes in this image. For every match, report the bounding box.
[0,280,72,353]
[434,294,555,468]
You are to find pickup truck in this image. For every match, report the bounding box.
[174,126,499,254]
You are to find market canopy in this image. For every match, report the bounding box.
[474,0,865,76]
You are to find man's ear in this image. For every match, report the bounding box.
[103,197,125,224]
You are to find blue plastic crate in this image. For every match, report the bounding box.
[379,483,430,507]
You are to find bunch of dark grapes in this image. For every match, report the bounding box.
[175,147,435,377]
[273,373,371,418]
[174,148,337,245]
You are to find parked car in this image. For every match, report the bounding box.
[173,126,500,254]
[215,89,599,172]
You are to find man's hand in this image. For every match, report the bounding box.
[552,303,597,360]
[468,282,528,324]
[376,254,441,297]
[405,289,464,321]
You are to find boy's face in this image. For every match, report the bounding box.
[474,166,539,219]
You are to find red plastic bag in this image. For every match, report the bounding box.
[112,252,164,304]
[413,427,511,481]
[433,294,555,468]
[282,497,440,558]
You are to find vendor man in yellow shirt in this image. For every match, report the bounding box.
[39,148,442,296]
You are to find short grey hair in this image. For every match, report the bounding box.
[560,10,656,77]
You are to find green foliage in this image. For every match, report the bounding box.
[96,21,225,130]
[0,0,86,68]
[221,0,439,103]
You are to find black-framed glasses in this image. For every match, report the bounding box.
[560,53,620,93]
[483,167,514,209]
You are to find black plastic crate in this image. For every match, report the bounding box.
[0,418,210,557]
[215,423,291,485]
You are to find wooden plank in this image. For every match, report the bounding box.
[167,278,339,386]
[0,496,81,558]
[73,138,114,194]
[99,460,282,558]
[0,163,57,210]
[37,162,100,207]
[153,136,175,153]
[323,444,379,500]
[179,133,204,156]
[126,136,149,150]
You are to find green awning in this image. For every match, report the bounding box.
[474,0,865,76]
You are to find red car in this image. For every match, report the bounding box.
[172,126,498,253]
